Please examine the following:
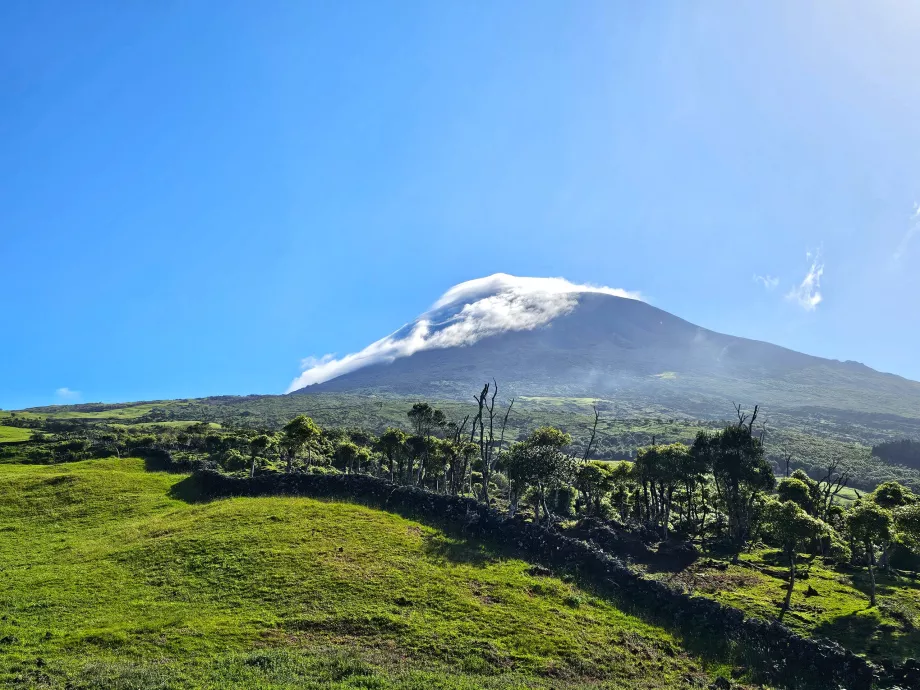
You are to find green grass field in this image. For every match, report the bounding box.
[0,426,31,443]
[828,485,861,506]
[644,549,920,665]
[0,459,720,689]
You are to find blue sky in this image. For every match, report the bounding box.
[1,1,919,409]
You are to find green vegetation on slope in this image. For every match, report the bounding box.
[0,425,31,443]
[643,549,920,665]
[0,459,716,689]
[11,392,920,491]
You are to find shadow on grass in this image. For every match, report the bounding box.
[814,610,920,664]
[634,551,699,576]
[422,532,501,567]
[846,567,910,601]
[168,474,213,503]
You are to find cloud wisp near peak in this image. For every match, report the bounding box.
[286,274,641,392]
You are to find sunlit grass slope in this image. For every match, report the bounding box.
[0,459,714,689]
[645,549,920,665]
[0,425,31,443]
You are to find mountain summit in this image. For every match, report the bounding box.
[289,274,920,418]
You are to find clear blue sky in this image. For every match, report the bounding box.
[2,1,919,409]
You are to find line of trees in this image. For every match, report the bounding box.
[222,389,920,613]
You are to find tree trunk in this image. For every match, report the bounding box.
[868,544,877,607]
[780,551,795,620]
[250,454,257,478]
[879,543,893,574]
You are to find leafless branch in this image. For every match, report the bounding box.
[583,404,601,462]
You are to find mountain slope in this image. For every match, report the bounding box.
[293,285,920,420]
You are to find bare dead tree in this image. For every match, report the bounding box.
[447,414,470,495]
[780,445,794,478]
[582,404,601,463]
[733,402,759,435]
[452,415,470,445]
[817,459,850,519]
[734,402,747,427]
[496,397,514,457]
[486,379,498,474]
[469,380,514,504]
[468,402,482,495]
[474,383,489,502]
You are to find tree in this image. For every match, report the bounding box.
[676,439,711,536]
[895,503,920,553]
[846,501,894,606]
[220,449,247,472]
[472,383,494,502]
[870,481,915,510]
[355,446,371,474]
[377,428,408,482]
[634,443,689,539]
[608,461,634,522]
[582,405,601,462]
[248,434,274,477]
[504,427,573,523]
[407,403,445,485]
[281,415,320,473]
[695,410,776,562]
[335,440,360,474]
[444,438,477,496]
[575,462,614,516]
[404,434,427,483]
[779,445,794,479]
[765,500,828,619]
[777,477,814,513]
[815,460,850,520]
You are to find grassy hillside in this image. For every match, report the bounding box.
[0,459,719,689]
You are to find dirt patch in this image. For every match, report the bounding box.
[664,565,762,595]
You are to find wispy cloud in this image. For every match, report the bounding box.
[753,274,780,291]
[893,202,920,262]
[785,251,825,311]
[286,274,642,392]
[54,387,81,403]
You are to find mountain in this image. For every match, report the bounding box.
[290,275,920,421]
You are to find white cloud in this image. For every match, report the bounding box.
[785,252,825,311]
[286,273,642,392]
[893,202,920,262]
[55,387,81,402]
[753,274,780,291]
